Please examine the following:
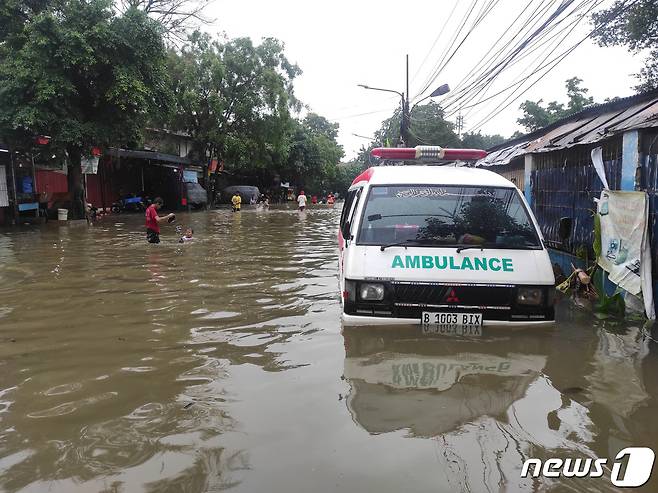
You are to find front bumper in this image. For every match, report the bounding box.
[342,313,555,327]
[342,280,555,326]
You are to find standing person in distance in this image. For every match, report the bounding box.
[145,197,175,244]
[231,192,242,212]
[297,190,307,212]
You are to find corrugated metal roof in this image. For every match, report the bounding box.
[478,88,658,167]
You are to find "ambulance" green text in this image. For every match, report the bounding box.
[391,255,514,272]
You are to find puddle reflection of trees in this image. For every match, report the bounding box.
[142,448,249,493]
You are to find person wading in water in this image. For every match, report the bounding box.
[297,190,307,212]
[145,197,175,244]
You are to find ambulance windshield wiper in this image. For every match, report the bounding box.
[456,242,537,252]
[455,244,486,253]
[380,238,441,252]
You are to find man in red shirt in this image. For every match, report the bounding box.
[145,197,174,244]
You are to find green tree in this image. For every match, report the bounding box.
[0,0,172,218]
[591,0,658,91]
[167,32,300,184]
[332,161,365,196]
[355,144,377,168]
[460,131,507,150]
[517,77,594,132]
[285,113,344,193]
[360,102,504,160]
[374,102,461,149]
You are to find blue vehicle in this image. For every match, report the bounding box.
[111,195,146,213]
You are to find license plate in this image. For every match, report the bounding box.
[421,311,482,328]
[422,324,482,337]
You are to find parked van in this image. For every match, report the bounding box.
[218,185,260,205]
[339,156,555,328]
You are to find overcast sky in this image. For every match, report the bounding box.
[204,0,644,160]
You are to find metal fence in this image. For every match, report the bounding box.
[531,139,623,254]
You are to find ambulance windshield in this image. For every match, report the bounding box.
[357,185,541,249]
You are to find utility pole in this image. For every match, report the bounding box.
[456,113,464,139]
[400,54,411,147]
[359,58,449,148]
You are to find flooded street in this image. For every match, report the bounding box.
[2,207,658,492]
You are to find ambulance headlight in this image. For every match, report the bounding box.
[517,287,543,305]
[359,283,385,301]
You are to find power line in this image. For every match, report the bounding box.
[439,0,561,108]
[326,107,396,121]
[409,1,572,125]
[442,0,596,114]
[409,0,596,129]
[465,0,642,133]
[413,0,481,100]
[407,0,600,132]
[421,0,500,98]
[409,0,461,86]
[446,0,601,119]
[440,0,586,111]
[464,0,630,131]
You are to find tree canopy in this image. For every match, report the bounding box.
[0,0,172,217]
[284,113,344,193]
[371,102,461,149]
[353,101,508,168]
[517,77,594,132]
[591,0,658,92]
[117,0,214,44]
[167,31,300,173]
[166,32,348,196]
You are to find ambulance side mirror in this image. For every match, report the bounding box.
[558,217,572,243]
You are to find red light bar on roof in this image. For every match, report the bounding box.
[371,146,487,161]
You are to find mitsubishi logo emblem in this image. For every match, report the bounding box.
[445,288,460,303]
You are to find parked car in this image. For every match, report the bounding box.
[186,182,208,208]
[218,185,260,204]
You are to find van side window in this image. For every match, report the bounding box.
[348,189,362,234]
[343,189,362,239]
[340,189,357,234]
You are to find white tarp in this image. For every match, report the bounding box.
[81,156,99,174]
[597,190,655,319]
[591,146,609,189]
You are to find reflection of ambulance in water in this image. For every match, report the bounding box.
[338,146,555,327]
[342,326,548,437]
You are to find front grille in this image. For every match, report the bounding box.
[391,282,514,307]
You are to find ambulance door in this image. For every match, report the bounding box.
[338,186,363,290]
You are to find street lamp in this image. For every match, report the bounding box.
[357,84,407,145]
[358,82,450,146]
[412,83,450,110]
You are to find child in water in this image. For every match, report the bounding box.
[179,227,194,243]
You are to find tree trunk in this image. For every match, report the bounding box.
[67,145,85,220]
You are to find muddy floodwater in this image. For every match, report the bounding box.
[2,207,658,492]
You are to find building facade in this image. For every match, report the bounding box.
[478,89,658,295]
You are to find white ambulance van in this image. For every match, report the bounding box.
[338,147,555,328]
